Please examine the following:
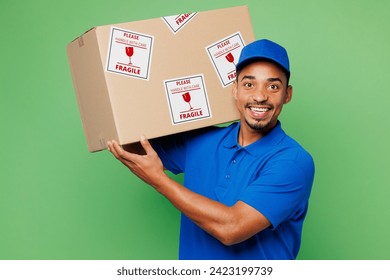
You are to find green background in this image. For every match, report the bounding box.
[1,0,389,260]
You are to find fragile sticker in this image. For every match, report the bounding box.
[106,27,153,80]
[206,32,245,87]
[164,74,211,125]
[162,13,198,33]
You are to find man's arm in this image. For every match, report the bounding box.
[107,137,271,246]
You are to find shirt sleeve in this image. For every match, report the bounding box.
[150,133,188,174]
[150,126,220,175]
[239,153,314,229]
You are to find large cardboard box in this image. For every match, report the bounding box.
[67,6,254,152]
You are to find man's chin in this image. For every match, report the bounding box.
[244,118,276,133]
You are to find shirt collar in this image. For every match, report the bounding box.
[222,121,286,156]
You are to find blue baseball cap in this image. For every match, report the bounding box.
[236,39,290,78]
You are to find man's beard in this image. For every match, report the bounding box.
[245,118,271,132]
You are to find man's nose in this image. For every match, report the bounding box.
[252,89,268,102]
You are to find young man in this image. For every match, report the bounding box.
[107,39,315,260]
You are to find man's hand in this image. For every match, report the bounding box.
[107,137,166,188]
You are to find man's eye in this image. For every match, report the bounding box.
[244,82,253,88]
[269,84,279,90]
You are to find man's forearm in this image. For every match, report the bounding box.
[152,174,268,246]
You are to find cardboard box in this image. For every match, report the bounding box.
[67,6,254,152]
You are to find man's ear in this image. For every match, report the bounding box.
[284,85,293,104]
[232,80,238,100]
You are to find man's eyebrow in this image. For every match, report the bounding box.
[240,75,256,81]
[240,76,284,84]
[268,77,283,84]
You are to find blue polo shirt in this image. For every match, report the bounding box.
[152,121,315,260]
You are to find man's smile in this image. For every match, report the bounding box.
[246,104,273,119]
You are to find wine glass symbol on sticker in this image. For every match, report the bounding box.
[225,52,235,66]
[182,92,193,111]
[125,46,134,65]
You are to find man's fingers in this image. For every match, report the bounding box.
[108,140,128,162]
[107,140,120,159]
[108,140,140,164]
[139,136,155,155]
[107,138,165,185]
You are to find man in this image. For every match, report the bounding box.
[107,39,315,260]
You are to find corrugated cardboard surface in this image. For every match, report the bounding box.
[67,6,254,152]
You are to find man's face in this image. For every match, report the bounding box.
[232,60,292,135]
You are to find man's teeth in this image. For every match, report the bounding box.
[250,107,269,112]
